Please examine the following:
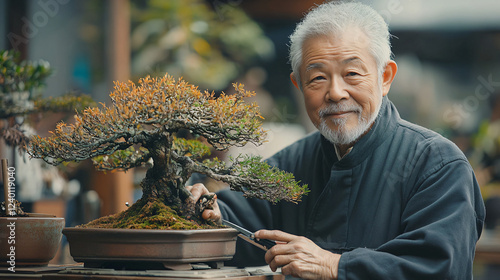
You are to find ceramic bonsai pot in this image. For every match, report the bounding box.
[63,227,239,269]
[0,215,65,266]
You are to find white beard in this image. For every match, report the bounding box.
[318,100,381,145]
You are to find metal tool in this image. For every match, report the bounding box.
[222,219,276,251]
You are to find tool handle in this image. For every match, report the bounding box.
[255,237,276,250]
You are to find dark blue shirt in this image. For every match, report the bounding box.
[218,97,485,279]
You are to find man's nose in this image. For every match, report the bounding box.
[325,77,349,102]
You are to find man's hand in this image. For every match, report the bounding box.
[185,183,222,223]
[255,230,340,280]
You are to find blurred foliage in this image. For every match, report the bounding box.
[130,0,274,90]
[0,49,52,117]
[0,50,52,93]
[471,121,500,165]
[0,49,96,150]
[470,120,500,199]
[33,93,97,114]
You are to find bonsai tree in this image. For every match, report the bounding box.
[28,74,308,229]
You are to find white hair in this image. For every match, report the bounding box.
[289,1,392,88]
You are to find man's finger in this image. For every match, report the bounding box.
[200,195,221,223]
[264,241,298,265]
[255,229,297,243]
[188,183,209,201]
[268,253,291,272]
[202,209,221,221]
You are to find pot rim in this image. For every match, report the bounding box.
[0,216,64,220]
[63,227,238,234]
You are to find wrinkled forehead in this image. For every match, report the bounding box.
[301,28,371,59]
[300,28,379,68]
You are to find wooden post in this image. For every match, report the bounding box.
[91,0,134,216]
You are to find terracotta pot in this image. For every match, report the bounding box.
[0,216,65,266]
[63,227,239,269]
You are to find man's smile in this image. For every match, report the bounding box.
[327,111,353,118]
[321,110,358,122]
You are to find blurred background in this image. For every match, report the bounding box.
[1,0,500,276]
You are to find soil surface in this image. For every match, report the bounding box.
[78,197,220,230]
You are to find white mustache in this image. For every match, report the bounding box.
[319,103,362,118]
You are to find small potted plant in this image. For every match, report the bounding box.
[28,73,308,268]
[0,178,64,268]
[0,49,95,268]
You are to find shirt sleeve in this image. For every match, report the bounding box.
[337,159,485,280]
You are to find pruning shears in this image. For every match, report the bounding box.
[222,219,276,251]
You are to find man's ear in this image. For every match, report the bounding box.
[382,60,398,97]
[290,72,300,90]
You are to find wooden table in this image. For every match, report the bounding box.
[0,264,284,280]
[0,264,69,280]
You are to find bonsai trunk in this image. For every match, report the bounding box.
[140,163,198,221]
[136,135,211,224]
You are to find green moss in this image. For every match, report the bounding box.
[79,197,219,230]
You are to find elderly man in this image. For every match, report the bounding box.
[189,2,485,279]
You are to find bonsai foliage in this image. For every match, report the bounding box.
[29,74,308,228]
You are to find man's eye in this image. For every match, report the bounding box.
[346,72,359,77]
[311,76,325,82]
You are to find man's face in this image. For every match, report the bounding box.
[292,28,394,145]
